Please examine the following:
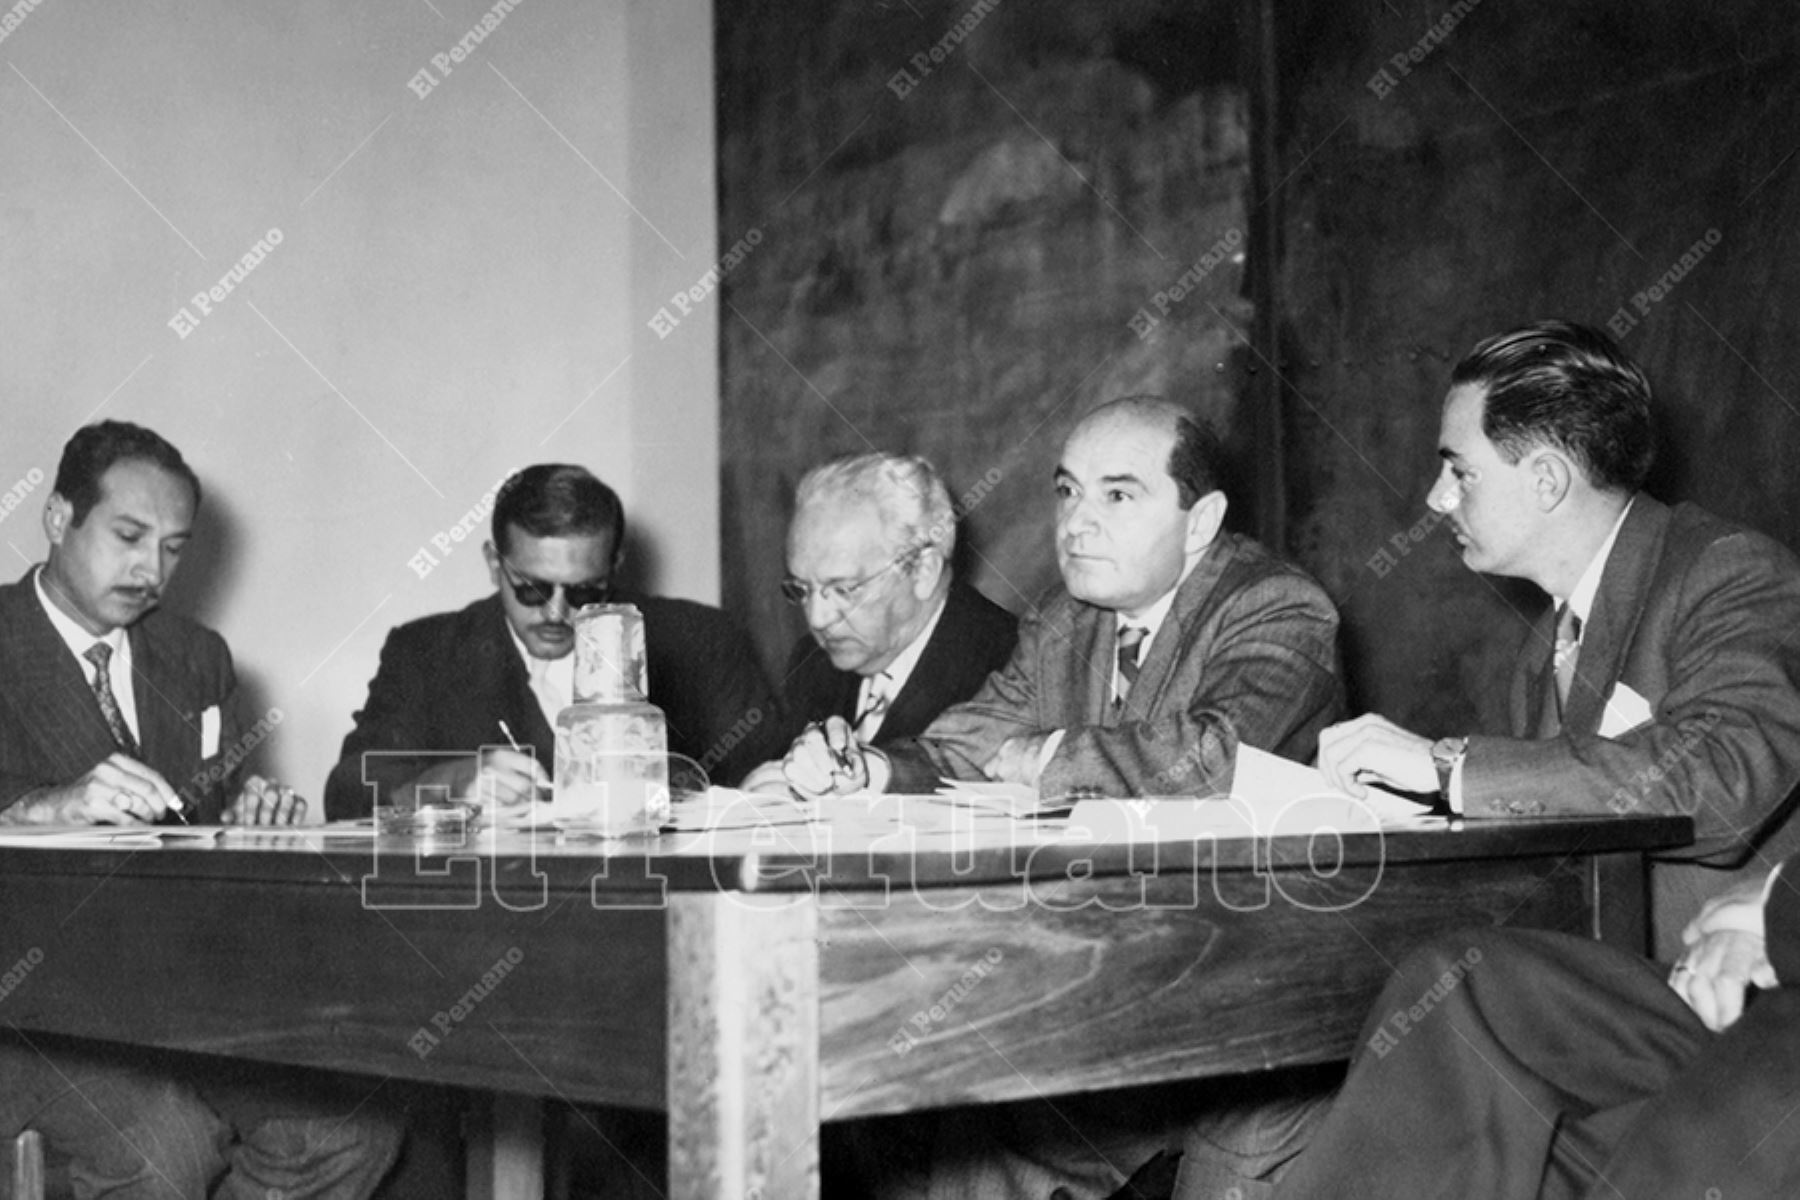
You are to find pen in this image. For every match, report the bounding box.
[809,721,859,779]
[168,794,190,825]
[499,721,551,797]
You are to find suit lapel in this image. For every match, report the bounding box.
[883,588,964,740]
[0,571,120,780]
[1119,536,1237,723]
[485,601,558,769]
[130,621,198,786]
[1520,607,1558,737]
[1066,604,1115,728]
[1563,499,1667,736]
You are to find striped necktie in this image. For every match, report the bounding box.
[854,673,893,742]
[1115,624,1148,705]
[85,642,141,759]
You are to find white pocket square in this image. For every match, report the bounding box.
[1598,683,1654,739]
[200,706,222,758]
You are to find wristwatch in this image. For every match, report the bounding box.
[1431,736,1468,799]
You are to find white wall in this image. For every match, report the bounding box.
[0,0,719,800]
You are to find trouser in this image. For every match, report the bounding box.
[848,1071,1334,1200]
[1270,927,1800,1200]
[0,1034,403,1200]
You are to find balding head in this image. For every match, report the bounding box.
[1067,396,1223,510]
[1055,396,1228,617]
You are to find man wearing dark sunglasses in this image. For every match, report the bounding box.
[323,463,784,817]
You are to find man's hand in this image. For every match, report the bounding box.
[408,749,548,813]
[738,761,789,796]
[468,748,550,811]
[1669,930,1776,1032]
[1684,873,1774,944]
[1669,872,1781,1031]
[1,754,178,825]
[223,775,308,825]
[982,734,1051,787]
[783,717,886,800]
[1316,714,1437,797]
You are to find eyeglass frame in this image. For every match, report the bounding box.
[496,555,614,610]
[779,544,929,610]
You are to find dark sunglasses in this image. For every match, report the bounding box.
[498,558,613,610]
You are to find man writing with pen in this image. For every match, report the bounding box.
[738,451,1019,795]
[770,396,1346,1200]
[0,420,304,825]
[324,463,784,817]
[0,420,401,1199]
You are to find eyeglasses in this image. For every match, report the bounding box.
[780,547,923,610]
[498,557,613,610]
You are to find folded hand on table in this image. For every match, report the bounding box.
[1316,714,1437,798]
[223,774,309,825]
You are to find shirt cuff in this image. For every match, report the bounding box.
[1035,730,1067,782]
[1447,751,1466,815]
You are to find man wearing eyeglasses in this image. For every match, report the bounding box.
[323,463,784,817]
[746,453,1017,782]
[783,399,1346,1200]
[782,396,1343,807]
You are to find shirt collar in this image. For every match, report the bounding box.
[1559,498,1634,629]
[1116,552,1202,645]
[867,590,949,700]
[34,565,126,662]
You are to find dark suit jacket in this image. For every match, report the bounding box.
[1461,498,1800,950]
[0,568,244,822]
[323,591,784,817]
[885,532,1344,798]
[777,579,1018,745]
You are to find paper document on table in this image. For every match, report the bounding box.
[662,787,813,833]
[1061,744,1440,843]
[0,825,227,849]
[1232,744,1437,824]
[933,779,1048,817]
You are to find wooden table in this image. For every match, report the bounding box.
[0,808,1690,1198]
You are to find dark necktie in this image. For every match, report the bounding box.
[1553,605,1583,717]
[1115,624,1148,705]
[85,642,141,759]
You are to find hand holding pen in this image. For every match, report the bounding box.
[479,720,552,810]
[782,716,874,800]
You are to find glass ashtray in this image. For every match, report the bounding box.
[374,802,482,838]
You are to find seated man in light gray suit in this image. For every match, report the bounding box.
[779,396,1347,1200]
[783,394,1343,805]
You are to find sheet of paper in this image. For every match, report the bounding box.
[661,787,814,833]
[1060,745,1440,843]
[1231,744,1437,824]
[934,779,1046,817]
[0,825,226,849]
